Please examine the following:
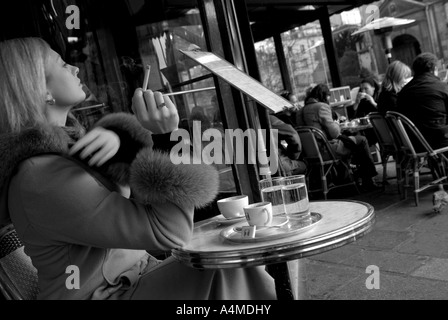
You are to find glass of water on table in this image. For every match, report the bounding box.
[281,175,310,220]
[259,177,285,216]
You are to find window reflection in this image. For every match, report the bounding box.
[280,23,331,103]
[254,22,332,106]
[254,38,283,93]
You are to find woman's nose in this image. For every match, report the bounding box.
[70,65,79,75]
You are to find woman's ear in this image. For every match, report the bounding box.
[45,92,55,105]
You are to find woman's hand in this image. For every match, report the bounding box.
[132,89,179,134]
[69,127,120,166]
[356,92,366,104]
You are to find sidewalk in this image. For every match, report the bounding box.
[305,166,448,300]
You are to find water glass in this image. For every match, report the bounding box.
[281,183,310,219]
[284,175,306,186]
[258,177,285,190]
[260,185,285,216]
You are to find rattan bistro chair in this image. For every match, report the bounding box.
[0,224,39,300]
[295,126,359,199]
[367,112,402,190]
[385,111,448,206]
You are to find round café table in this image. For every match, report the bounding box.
[172,200,375,300]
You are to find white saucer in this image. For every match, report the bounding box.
[234,216,290,232]
[215,215,246,225]
[220,212,322,243]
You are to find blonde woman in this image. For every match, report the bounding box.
[0,38,275,300]
[377,60,412,114]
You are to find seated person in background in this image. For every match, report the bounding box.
[397,52,448,212]
[296,83,380,191]
[377,60,412,115]
[275,92,300,127]
[353,76,380,118]
[269,114,306,176]
[397,52,448,150]
[352,76,381,146]
[280,90,301,110]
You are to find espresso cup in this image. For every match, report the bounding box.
[217,195,249,219]
[243,202,273,227]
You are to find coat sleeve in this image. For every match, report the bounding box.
[318,104,341,139]
[10,153,218,251]
[270,115,302,160]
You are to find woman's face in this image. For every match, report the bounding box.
[359,82,375,97]
[46,49,86,107]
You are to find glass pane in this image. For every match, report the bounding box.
[281,22,332,105]
[331,7,366,89]
[254,37,283,93]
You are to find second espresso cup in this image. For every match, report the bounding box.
[217,195,249,219]
[243,202,273,227]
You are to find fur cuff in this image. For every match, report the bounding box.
[94,113,153,148]
[94,113,153,185]
[129,148,219,208]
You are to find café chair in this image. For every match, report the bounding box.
[385,111,448,206]
[367,112,402,192]
[295,126,359,200]
[0,224,39,300]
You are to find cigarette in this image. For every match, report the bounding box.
[162,86,216,97]
[143,65,151,90]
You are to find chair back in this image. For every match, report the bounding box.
[0,224,39,300]
[295,126,337,163]
[367,112,397,153]
[385,111,435,157]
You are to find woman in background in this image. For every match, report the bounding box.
[353,76,380,119]
[377,60,412,115]
[296,83,380,191]
[352,76,381,146]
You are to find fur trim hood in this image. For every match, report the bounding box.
[0,113,219,226]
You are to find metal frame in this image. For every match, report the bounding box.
[367,112,402,190]
[385,111,448,206]
[295,126,359,199]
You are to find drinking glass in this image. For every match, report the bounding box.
[258,177,285,191]
[260,185,285,216]
[283,175,306,186]
[281,183,310,219]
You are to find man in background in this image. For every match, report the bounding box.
[397,52,448,212]
[397,52,448,149]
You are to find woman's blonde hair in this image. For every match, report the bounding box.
[382,60,412,94]
[0,37,50,134]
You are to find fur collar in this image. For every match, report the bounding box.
[0,125,76,192]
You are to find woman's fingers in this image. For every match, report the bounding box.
[132,89,147,121]
[131,89,179,134]
[153,91,165,110]
[88,144,118,166]
[69,128,120,166]
[69,130,100,156]
[143,90,158,115]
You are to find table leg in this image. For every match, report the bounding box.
[266,259,308,300]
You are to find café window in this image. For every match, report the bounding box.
[254,21,332,106]
[280,23,332,104]
[254,37,283,94]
